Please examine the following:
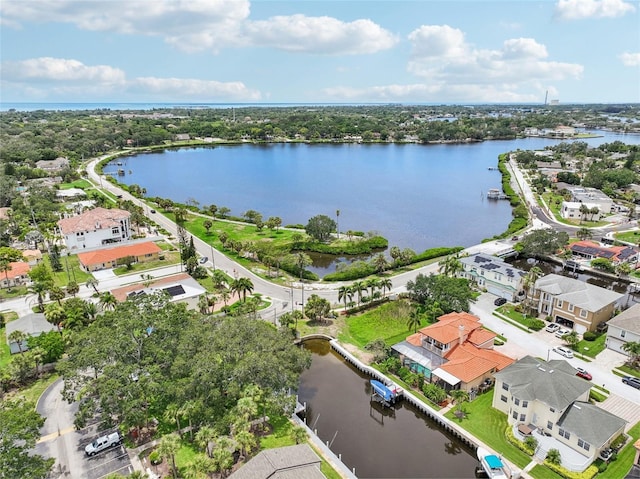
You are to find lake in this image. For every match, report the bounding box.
[297,340,478,478]
[105,131,640,274]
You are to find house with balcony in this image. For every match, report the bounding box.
[391,312,514,392]
[605,303,640,355]
[458,253,526,301]
[493,356,626,472]
[58,207,131,250]
[532,274,622,334]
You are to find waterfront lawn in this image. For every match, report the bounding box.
[338,301,427,348]
[576,333,606,358]
[529,465,564,479]
[445,392,532,469]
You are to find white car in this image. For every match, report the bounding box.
[545,323,560,333]
[85,432,122,456]
[555,328,571,339]
[553,346,574,358]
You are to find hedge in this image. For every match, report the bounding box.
[543,461,598,479]
[505,425,535,456]
[410,246,464,264]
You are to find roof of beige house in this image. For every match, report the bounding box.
[534,273,623,312]
[57,207,130,235]
[77,241,161,267]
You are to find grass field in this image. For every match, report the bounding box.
[337,300,426,348]
[60,179,93,189]
[575,333,607,358]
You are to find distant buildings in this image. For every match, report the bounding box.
[58,207,131,250]
[0,261,31,289]
[532,274,622,334]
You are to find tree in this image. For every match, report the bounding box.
[185,454,214,479]
[99,291,117,311]
[337,285,353,310]
[371,253,389,274]
[28,331,65,364]
[266,216,282,231]
[8,330,28,354]
[449,389,469,414]
[230,277,254,302]
[0,246,23,290]
[406,274,474,313]
[195,426,217,458]
[86,277,99,294]
[203,219,213,234]
[365,278,380,299]
[524,435,538,452]
[379,278,392,297]
[305,214,336,242]
[48,286,66,305]
[546,448,562,466]
[563,331,580,349]
[234,427,257,460]
[622,341,640,368]
[335,209,340,239]
[576,227,592,241]
[291,425,308,444]
[44,303,66,333]
[158,433,181,479]
[351,281,366,306]
[212,437,234,478]
[211,269,228,291]
[518,230,569,258]
[579,203,590,223]
[304,294,331,322]
[522,266,543,316]
[66,280,80,297]
[294,252,312,281]
[28,280,49,313]
[0,399,54,478]
[438,254,463,277]
[407,308,422,333]
[422,383,447,404]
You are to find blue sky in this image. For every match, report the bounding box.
[1,0,639,104]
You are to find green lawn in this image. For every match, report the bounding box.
[576,333,607,358]
[444,393,532,469]
[43,253,93,286]
[606,421,640,479]
[529,464,564,479]
[7,373,59,404]
[494,306,535,332]
[614,230,640,244]
[337,301,426,348]
[113,251,180,275]
[175,442,199,476]
[0,286,29,301]
[60,179,93,189]
[0,326,11,369]
[616,364,640,378]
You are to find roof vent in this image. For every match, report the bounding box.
[538,367,546,372]
[549,370,554,373]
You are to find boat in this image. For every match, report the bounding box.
[370,379,400,406]
[477,447,514,479]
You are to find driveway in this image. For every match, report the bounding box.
[92,269,116,280]
[35,379,133,479]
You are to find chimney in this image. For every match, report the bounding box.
[458,324,465,345]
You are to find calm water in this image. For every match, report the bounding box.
[297,340,477,478]
[105,132,640,274]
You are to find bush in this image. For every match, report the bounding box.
[323,261,376,281]
[505,425,535,455]
[583,331,598,341]
[543,462,598,479]
[149,450,162,465]
[411,246,464,264]
[589,389,607,402]
[529,319,546,331]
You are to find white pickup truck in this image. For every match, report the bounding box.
[84,432,122,456]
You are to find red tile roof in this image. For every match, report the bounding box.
[419,312,483,345]
[2,261,31,279]
[58,207,130,235]
[441,343,514,383]
[78,242,161,267]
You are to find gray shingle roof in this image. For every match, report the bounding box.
[534,274,623,312]
[558,402,626,447]
[608,303,640,334]
[229,444,325,479]
[493,356,591,411]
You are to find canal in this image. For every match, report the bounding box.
[297,340,478,478]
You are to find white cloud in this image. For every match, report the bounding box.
[244,14,398,55]
[1,57,262,101]
[131,77,261,100]
[1,1,396,55]
[1,57,126,84]
[555,0,636,19]
[501,38,548,60]
[619,52,640,66]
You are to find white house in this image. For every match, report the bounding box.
[560,201,604,221]
[458,253,526,301]
[493,356,626,472]
[606,303,640,355]
[567,186,614,214]
[58,207,131,250]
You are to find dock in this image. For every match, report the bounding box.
[487,188,509,200]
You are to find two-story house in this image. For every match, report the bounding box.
[605,303,640,355]
[392,312,514,392]
[532,274,622,334]
[458,253,526,301]
[493,356,626,472]
[58,207,131,250]
[570,240,639,266]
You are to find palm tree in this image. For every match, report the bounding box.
[230,277,254,302]
[203,219,213,235]
[365,278,380,299]
[8,330,28,354]
[522,266,543,316]
[0,260,12,290]
[335,209,340,239]
[438,253,463,277]
[220,289,231,307]
[337,285,352,310]
[372,253,389,273]
[546,448,562,466]
[579,203,590,223]
[576,227,592,241]
[198,294,210,314]
[185,454,214,479]
[86,277,99,294]
[449,389,469,414]
[295,252,312,281]
[563,330,579,349]
[163,403,184,436]
[407,308,422,333]
[352,281,366,306]
[48,286,66,306]
[99,292,117,311]
[157,433,181,479]
[44,303,66,333]
[379,278,392,297]
[28,281,49,312]
[234,425,257,460]
[291,425,308,444]
[622,341,640,368]
[212,436,234,478]
[195,426,217,458]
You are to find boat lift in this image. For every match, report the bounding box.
[370,379,401,407]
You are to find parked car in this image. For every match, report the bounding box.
[85,432,122,456]
[494,297,507,306]
[552,346,574,359]
[199,256,208,264]
[575,367,592,380]
[544,323,560,333]
[555,328,571,339]
[622,376,640,389]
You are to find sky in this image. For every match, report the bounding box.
[1,0,639,105]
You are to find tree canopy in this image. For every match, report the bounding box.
[305,215,336,242]
[517,229,569,258]
[406,273,474,313]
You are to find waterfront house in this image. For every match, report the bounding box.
[77,241,161,272]
[458,253,526,301]
[392,312,514,393]
[110,273,206,310]
[605,303,640,355]
[532,274,622,334]
[229,444,326,479]
[492,356,626,471]
[569,240,639,266]
[0,261,31,288]
[58,207,131,250]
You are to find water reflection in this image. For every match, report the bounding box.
[298,339,476,478]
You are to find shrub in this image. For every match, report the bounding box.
[505,425,535,455]
[583,331,598,341]
[543,462,598,479]
[323,261,376,281]
[149,450,162,465]
[589,390,606,402]
[411,246,464,264]
[529,319,546,331]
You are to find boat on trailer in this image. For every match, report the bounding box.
[477,447,518,479]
